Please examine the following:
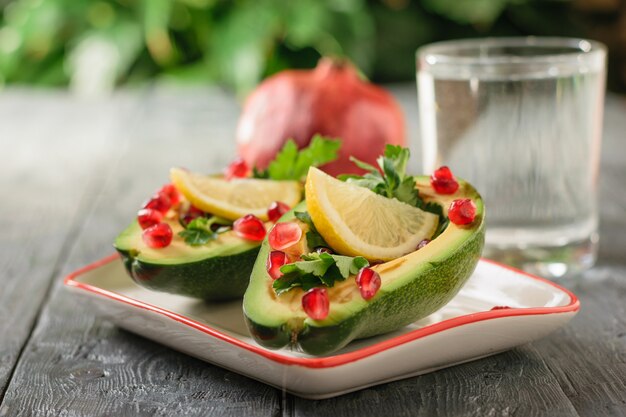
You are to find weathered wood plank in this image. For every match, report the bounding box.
[533,267,626,417]
[0,87,281,417]
[0,91,141,397]
[289,348,580,417]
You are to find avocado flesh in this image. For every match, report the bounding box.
[114,219,260,301]
[243,176,485,355]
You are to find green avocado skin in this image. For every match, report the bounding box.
[245,226,484,355]
[117,246,259,301]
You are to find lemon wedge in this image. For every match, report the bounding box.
[170,168,302,221]
[305,167,438,261]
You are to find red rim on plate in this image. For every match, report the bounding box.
[64,254,580,369]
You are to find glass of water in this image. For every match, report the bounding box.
[417,37,607,279]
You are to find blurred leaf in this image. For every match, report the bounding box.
[143,0,177,65]
[422,0,524,27]
[158,60,212,84]
[209,2,281,95]
[67,19,143,93]
[0,0,588,90]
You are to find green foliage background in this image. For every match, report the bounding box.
[0,0,584,94]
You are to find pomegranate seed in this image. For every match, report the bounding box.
[142,223,173,248]
[267,201,290,222]
[448,199,477,225]
[180,205,205,226]
[137,208,163,230]
[302,287,329,320]
[266,251,289,280]
[233,214,266,241]
[355,267,381,300]
[491,305,512,311]
[159,183,180,207]
[268,222,303,251]
[430,166,459,194]
[188,205,205,216]
[417,239,430,250]
[224,158,250,180]
[143,192,172,215]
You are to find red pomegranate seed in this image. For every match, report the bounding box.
[181,205,205,226]
[233,214,266,241]
[142,223,173,248]
[430,166,459,194]
[143,192,172,215]
[448,199,477,225]
[355,267,382,300]
[417,239,430,250]
[491,305,512,311]
[137,208,163,230]
[266,251,289,280]
[159,183,180,207]
[302,287,329,320]
[267,201,290,223]
[224,158,250,180]
[268,222,303,251]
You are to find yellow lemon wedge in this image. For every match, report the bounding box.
[305,167,438,261]
[170,168,302,221]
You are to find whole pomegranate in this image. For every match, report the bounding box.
[236,58,406,176]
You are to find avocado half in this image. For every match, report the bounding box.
[114,219,260,301]
[242,176,485,355]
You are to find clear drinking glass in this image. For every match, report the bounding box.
[417,37,607,278]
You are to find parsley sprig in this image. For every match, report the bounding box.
[339,145,419,206]
[273,252,369,295]
[253,135,341,181]
[178,216,231,246]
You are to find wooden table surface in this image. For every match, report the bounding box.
[0,86,624,417]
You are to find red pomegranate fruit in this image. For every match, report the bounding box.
[236,58,406,176]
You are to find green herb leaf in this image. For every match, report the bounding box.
[418,201,444,218]
[416,201,448,238]
[281,252,335,277]
[348,156,379,173]
[266,140,298,179]
[333,255,369,277]
[345,145,424,208]
[384,145,409,174]
[257,135,341,181]
[294,211,313,227]
[380,156,400,196]
[433,217,450,239]
[178,216,231,246]
[251,166,269,179]
[272,273,320,295]
[306,231,328,249]
[345,173,386,195]
[273,252,369,295]
[394,177,420,207]
[294,210,329,249]
[336,174,362,181]
[178,228,216,246]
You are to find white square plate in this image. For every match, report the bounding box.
[64,255,579,399]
